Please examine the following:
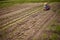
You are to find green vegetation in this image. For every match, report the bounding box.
[0,1,19,8]
[40,8,60,40]
[0,0,60,8]
[51,25,60,33]
[41,24,60,40]
[49,24,60,40]
[0,2,14,8]
[44,19,60,40]
[49,33,59,40]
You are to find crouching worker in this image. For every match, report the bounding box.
[44,2,50,11]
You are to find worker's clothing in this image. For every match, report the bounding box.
[44,4,50,10]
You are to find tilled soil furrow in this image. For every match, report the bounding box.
[1,10,53,40]
[4,11,45,37]
[0,6,41,27]
[0,7,42,31]
[0,3,40,16]
[13,12,52,40]
[1,10,42,33]
[0,7,43,40]
[27,14,55,40]
[11,12,50,40]
[0,5,40,21]
[0,4,40,18]
[0,3,56,40]
[31,13,56,40]
[24,11,54,40]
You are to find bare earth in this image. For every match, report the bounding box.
[0,3,56,40]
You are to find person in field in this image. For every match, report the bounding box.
[44,2,50,11]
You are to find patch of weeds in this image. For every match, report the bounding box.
[41,20,60,40]
[42,34,48,40]
[32,38,37,40]
[50,24,60,34]
[49,33,59,40]
[49,21,60,40]
[38,33,49,40]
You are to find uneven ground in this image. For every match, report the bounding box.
[38,3,60,40]
[0,3,59,40]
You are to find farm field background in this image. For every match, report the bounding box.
[0,0,60,40]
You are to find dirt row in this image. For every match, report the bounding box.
[0,3,41,16]
[0,3,56,40]
[1,9,55,40]
[0,5,42,28]
[0,3,42,40]
[0,6,43,31]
